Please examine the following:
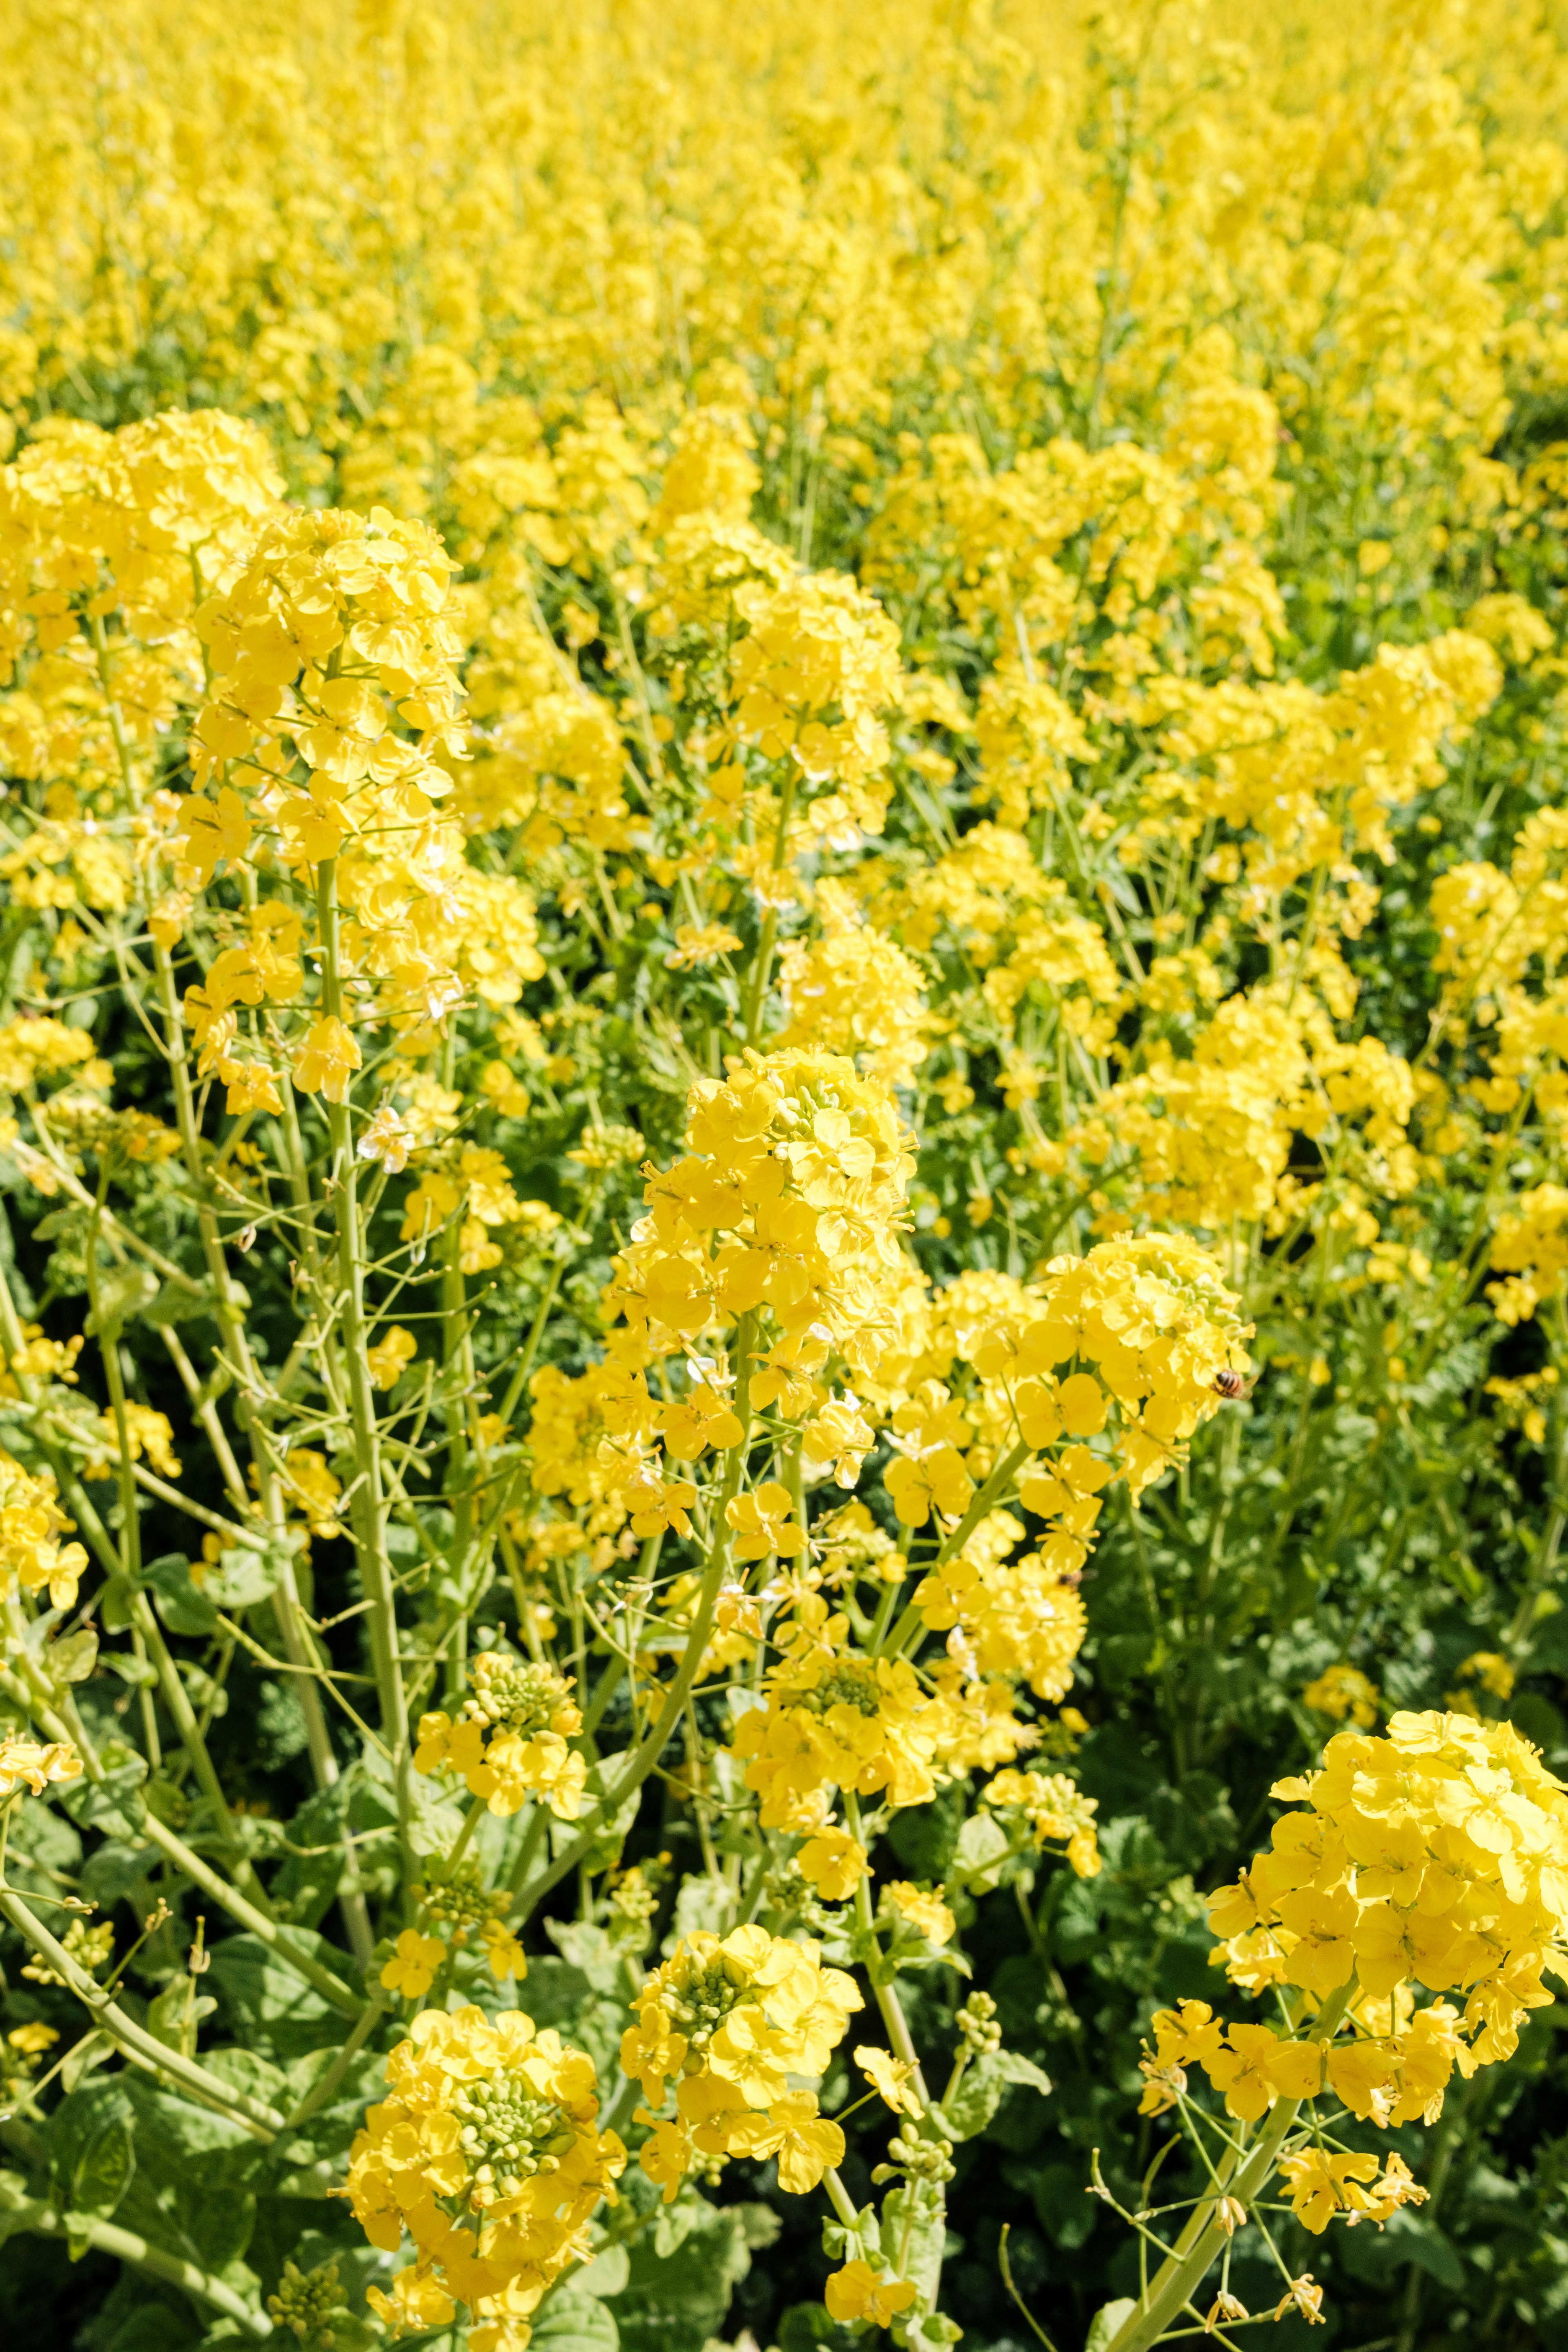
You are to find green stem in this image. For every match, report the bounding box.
[0,2179,272,2336]
[0,1659,359,2017]
[281,1993,387,2131]
[0,1883,284,2138]
[1101,1983,1355,2352]
[511,1313,760,1922]
[314,858,414,1900]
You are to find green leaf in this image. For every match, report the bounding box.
[616,2196,749,2352]
[112,2080,261,2267]
[46,1627,98,1683]
[59,1741,147,1839]
[1086,2301,1136,2352]
[936,2048,1049,2141]
[202,1538,287,1611]
[574,2242,631,2296]
[273,1780,349,1929]
[60,2029,112,2094]
[991,2047,1052,2094]
[99,1573,136,1632]
[102,1649,160,1690]
[145,1980,218,2050]
[206,1931,340,2061]
[67,2112,135,2223]
[880,2181,944,2309]
[529,2290,619,2351]
[546,1917,622,1991]
[951,1811,1011,1892]
[1386,2207,1464,2289]
[88,1263,159,1334]
[897,2317,962,2352]
[81,1834,160,1910]
[46,2078,136,2223]
[143,1275,216,1327]
[142,1552,219,1637]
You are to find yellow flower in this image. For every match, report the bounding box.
[726,1481,807,1559]
[855,2044,923,2117]
[722,2091,845,2192]
[1302,1662,1380,1727]
[482,1924,529,1985]
[346,2005,624,2326]
[293,1016,363,1104]
[796,1824,869,1901]
[7,2022,59,2056]
[883,1882,956,1946]
[825,2262,919,2328]
[367,1325,418,1391]
[0,1735,82,1800]
[413,1711,488,1779]
[381,1929,446,1999]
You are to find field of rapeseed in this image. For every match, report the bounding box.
[5,2,1568,2346]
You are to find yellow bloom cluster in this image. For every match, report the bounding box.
[345,2004,624,2352]
[1202,1711,1568,2118]
[983,1768,1102,1881]
[414,1653,586,1823]
[0,1734,81,1801]
[0,1449,88,1611]
[621,1927,860,2203]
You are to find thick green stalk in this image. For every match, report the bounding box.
[0,1661,359,2017]
[0,2178,272,2337]
[0,1884,284,2138]
[314,860,413,1892]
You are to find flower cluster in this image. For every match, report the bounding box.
[0,1735,81,1801]
[621,1927,860,2203]
[1202,1713,1568,2103]
[346,2005,624,2352]
[414,1653,585,1823]
[0,1451,88,1611]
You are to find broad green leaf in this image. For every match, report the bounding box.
[46,1627,98,1683]
[82,1834,160,1911]
[60,2029,112,2094]
[67,2112,135,2223]
[142,1552,219,1638]
[88,1262,159,1332]
[574,2241,631,2296]
[1086,2301,1136,2352]
[145,1980,218,2051]
[991,2047,1052,2094]
[144,1275,217,1327]
[951,1810,1011,1891]
[272,1780,349,1929]
[206,1931,340,2061]
[46,2078,136,2223]
[102,1649,160,1689]
[202,1538,287,1610]
[616,2196,749,2352]
[529,2290,619,2351]
[936,2048,1047,2141]
[546,1917,622,1991]
[59,1740,147,1839]
[1386,2206,1465,2289]
[880,2181,944,2309]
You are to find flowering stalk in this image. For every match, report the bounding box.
[1101,1983,1354,2352]
[314,855,413,1892]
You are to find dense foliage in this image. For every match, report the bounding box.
[5,3,1568,2349]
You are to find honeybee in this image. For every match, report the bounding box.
[1212,1368,1258,1401]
